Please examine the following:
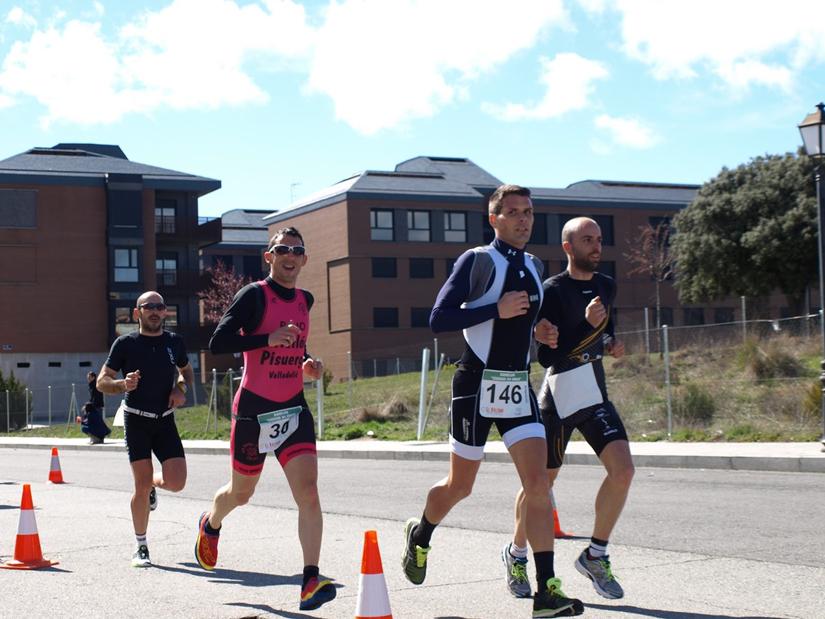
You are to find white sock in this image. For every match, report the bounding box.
[135,533,147,548]
[588,539,608,558]
[509,542,529,559]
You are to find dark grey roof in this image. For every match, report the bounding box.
[53,143,127,159]
[0,145,220,196]
[395,156,502,187]
[221,208,272,228]
[264,156,699,224]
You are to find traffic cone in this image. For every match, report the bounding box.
[550,490,572,538]
[0,484,58,570]
[48,447,64,483]
[355,530,392,619]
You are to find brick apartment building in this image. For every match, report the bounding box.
[263,156,723,381]
[0,143,221,392]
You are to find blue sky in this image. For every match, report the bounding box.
[0,0,823,218]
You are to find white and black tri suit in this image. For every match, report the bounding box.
[536,271,628,469]
[431,238,546,461]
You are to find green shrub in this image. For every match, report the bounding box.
[674,382,715,425]
[802,381,822,421]
[322,368,334,395]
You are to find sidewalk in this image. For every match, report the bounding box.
[1,436,822,473]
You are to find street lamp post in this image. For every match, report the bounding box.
[798,102,825,451]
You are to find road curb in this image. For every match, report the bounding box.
[1,440,822,473]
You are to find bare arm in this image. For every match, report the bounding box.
[96,364,139,395]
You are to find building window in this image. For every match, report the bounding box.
[373,307,398,328]
[409,258,434,278]
[115,306,139,336]
[411,307,431,328]
[48,361,61,367]
[531,213,547,244]
[372,257,397,278]
[370,209,394,241]
[243,255,264,279]
[165,305,179,328]
[657,307,673,327]
[407,210,431,242]
[444,211,467,243]
[684,307,704,326]
[114,248,139,282]
[79,361,92,367]
[0,189,37,228]
[155,200,176,234]
[598,261,616,279]
[714,307,734,324]
[156,252,177,286]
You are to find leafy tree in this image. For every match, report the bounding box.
[672,152,817,312]
[625,221,674,329]
[199,260,252,324]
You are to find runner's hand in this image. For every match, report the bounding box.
[498,290,530,319]
[303,357,323,380]
[534,318,558,348]
[605,338,625,358]
[123,370,140,392]
[168,387,186,409]
[268,323,301,347]
[585,296,606,327]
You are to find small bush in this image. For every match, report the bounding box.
[322,368,334,395]
[737,339,803,379]
[355,395,410,422]
[674,382,715,425]
[802,381,822,421]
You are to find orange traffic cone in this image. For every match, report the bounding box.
[0,483,58,570]
[550,490,571,538]
[48,447,64,483]
[355,530,392,619]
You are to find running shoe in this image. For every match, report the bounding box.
[195,511,219,571]
[131,544,151,568]
[299,576,336,610]
[501,543,531,598]
[533,578,584,617]
[401,517,430,585]
[149,487,158,512]
[575,549,624,599]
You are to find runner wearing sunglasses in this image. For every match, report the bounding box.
[196,226,335,611]
[97,291,193,568]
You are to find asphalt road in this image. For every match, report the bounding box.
[0,448,823,618]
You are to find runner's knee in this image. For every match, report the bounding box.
[232,486,256,505]
[521,470,550,498]
[607,461,634,489]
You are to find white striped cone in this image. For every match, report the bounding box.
[355,531,392,619]
[0,483,58,569]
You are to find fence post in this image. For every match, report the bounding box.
[316,375,324,438]
[5,390,9,433]
[644,307,650,355]
[417,348,431,440]
[347,351,353,413]
[373,358,377,378]
[433,338,438,371]
[25,388,30,428]
[663,325,672,440]
[48,385,52,426]
[396,357,400,375]
[741,296,747,343]
[192,374,198,407]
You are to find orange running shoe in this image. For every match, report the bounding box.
[194,511,219,570]
[299,576,336,610]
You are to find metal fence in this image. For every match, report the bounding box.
[4,313,822,440]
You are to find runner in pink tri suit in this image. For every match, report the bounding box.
[194,227,336,612]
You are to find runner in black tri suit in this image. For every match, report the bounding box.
[506,216,634,601]
[401,185,584,618]
[97,291,193,568]
[194,227,335,612]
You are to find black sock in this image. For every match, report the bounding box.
[302,565,319,588]
[534,551,555,589]
[412,513,437,547]
[204,520,221,536]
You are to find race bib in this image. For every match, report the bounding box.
[257,406,301,453]
[546,363,603,419]
[479,370,530,418]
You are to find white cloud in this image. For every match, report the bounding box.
[306,0,569,134]
[5,7,37,28]
[606,0,825,90]
[482,52,607,121]
[0,92,14,109]
[0,0,313,126]
[594,114,659,149]
[94,2,105,17]
[576,0,606,13]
